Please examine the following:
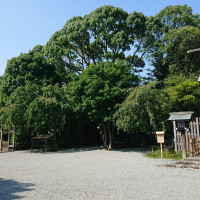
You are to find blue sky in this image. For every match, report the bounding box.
[0,0,199,76]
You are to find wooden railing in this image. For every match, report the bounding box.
[189,137,200,157]
[31,135,56,153]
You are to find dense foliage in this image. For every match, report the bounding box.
[114,82,170,145]
[143,5,200,80]
[164,75,200,115]
[0,5,200,150]
[68,60,139,149]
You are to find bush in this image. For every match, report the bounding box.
[145,149,183,160]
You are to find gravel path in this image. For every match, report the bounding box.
[0,148,200,200]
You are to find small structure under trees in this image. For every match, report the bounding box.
[169,112,200,157]
[31,134,56,153]
[0,122,16,152]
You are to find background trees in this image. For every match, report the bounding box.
[143,5,200,80]
[164,75,200,115]
[25,84,67,135]
[44,6,146,83]
[68,60,139,149]
[1,45,60,96]
[0,4,200,150]
[160,26,200,76]
[115,82,170,145]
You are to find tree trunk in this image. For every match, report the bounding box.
[0,121,3,152]
[102,121,108,149]
[89,124,93,145]
[107,121,113,150]
[53,120,58,151]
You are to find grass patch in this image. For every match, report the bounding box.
[145,149,183,160]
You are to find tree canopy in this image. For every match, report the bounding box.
[1,45,60,96]
[44,6,146,81]
[160,26,200,76]
[68,60,139,149]
[164,75,200,115]
[115,82,170,136]
[143,4,200,79]
[1,4,200,150]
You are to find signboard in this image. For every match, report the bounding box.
[156,131,165,161]
[156,131,165,143]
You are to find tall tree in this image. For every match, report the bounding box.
[1,84,41,127]
[25,84,67,135]
[144,5,200,80]
[115,82,170,141]
[1,83,67,148]
[160,26,200,76]
[68,60,139,149]
[1,45,60,96]
[164,75,200,115]
[44,6,146,79]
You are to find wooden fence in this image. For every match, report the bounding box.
[189,138,200,157]
[173,117,200,155]
[0,122,16,152]
[31,134,56,153]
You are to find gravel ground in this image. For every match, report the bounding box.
[0,147,200,200]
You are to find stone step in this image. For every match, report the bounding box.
[184,156,200,162]
[157,159,200,169]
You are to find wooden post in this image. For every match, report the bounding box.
[181,133,187,159]
[13,124,16,150]
[190,139,195,157]
[198,137,200,154]
[177,131,181,151]
[156,131,165,161]
[0,122,3,152]
[45,136,47,153]
[196,118,199,138]
[160,143,163,161]
[173,121,177,151]
[195,138,199,155]
[185,129,189,151]
[7,129,10,151]
[31,138,33,152]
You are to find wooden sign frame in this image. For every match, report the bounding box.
[156,131,165,143]
[156,131,165,161]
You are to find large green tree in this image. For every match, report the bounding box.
[0,84,41,148]
[160,26,200,76]
[144,5,200,80]
[1,83,67,149]
[164,75,200,115]
[68,60,139,149]
[1,45,60,96]
[1,84,40,126]
[25,84,66,135]
[44,6,146,80]
[115,82,170,143]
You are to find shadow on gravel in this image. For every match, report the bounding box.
[0,151,16,154]
[24,146,152,155]
[112,147,152,154]
[51,146,151,155]
[0,178,35,199]
[56,146,103,154]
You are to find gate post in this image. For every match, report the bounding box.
[0,121,3,152]
[13,124,16,150]
[181,133,187,159]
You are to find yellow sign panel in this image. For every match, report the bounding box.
[157,134,164,143]
[156,131,165,144]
